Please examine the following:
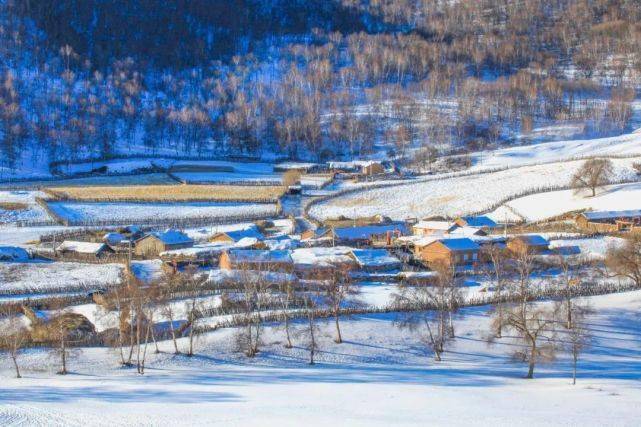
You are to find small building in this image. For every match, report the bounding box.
[449,226,487,238]
[209,228,265,244]
[56,241,114,259]
[219,249,294,272]
[414,238,480,266]
[413,221,458,236]
[575,210,641,233]
[362,161,385,176]
[134,229,194,257]
[103,232,125,246]
[331,223,409,246]
[0,246,30,262]
[454,216,498,229]
[507,235,550,255]
[350,249,401,271]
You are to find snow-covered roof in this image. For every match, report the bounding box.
[582,209,641,221]
[103,232,125,244]
[458,216,498,228]
[350,249,401,269]
[449,226,486,237]
[438,238,480,252]
[512,235,549,247]
[333,223,408,240]
[160,238,257,259]
[264,238,300,251]
[328,160,380,170]
[292,247,356,269]
[226,249,293,264]
[214,228,264,241]
[0,246,30,262]
[152,229,193,245]
[414,221,457,231]
[57,241,109,254]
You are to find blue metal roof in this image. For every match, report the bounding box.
[333,223,409,240]
[439,238,480,251]
[460,216,498,228]
[516,235,549,247]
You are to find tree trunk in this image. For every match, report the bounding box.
[308,313,315,365]
[59,334,67,375]
[526,342,536,379]
[284,316,293,349]
[334,311,342,344]
[11,354,21,378]
[572,352,577,385]
[168,315,180,354]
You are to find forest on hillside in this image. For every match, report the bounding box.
[0,0,640,172]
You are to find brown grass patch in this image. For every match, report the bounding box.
[0,202,29,211]
[45,184,285,202]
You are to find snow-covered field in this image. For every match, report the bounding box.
[1,291,639,426]
[489,182,641,222]
[0,261,123,294]
[47,201,279,224]
[470,127,641,170]
[173,171,283,184]
[0,191,50,223]
[310,158,641,220]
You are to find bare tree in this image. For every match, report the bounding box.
[605,234,641,287]
[394,261,461,361]
[325,265,355,343]
[492,301,560,379]
[276,279,295,349]
[482,243,508,337]
[234,264,271,357]
[158,271,182,354]
[571,159,614,197]
[0,305,29,378]
[562,306,592,385]
[181,266,207,357]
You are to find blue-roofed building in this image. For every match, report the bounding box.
[414,237,480,266]
[350,249,402,271]
[455,216,498,229]
[331,223,409,246]
[134,229,194,257]
[576,209,641,233]
[507,235,550,254]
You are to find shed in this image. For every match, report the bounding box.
[56,241,114,258]
[350,249,401,271]
[415,238,480,266]
[507,235,550,254]
[576,209,641,233]
[454,216,498,229]
[332,223,409,245]
[209,227,265,243]
[134,229,194,257]
[413,221,458,236]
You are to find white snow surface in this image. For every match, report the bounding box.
[47,201,279,223]
[0,191,50,223]
[0,291,639,426]
[490,182,641,222]
[0,261,123,293]
[310,158,641,221]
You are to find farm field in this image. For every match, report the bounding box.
[0,191,50,224]
[490,182,641,222]
[310,158,641,221]
[47,201,280,224]
[0,261,123,294]
[0,291,639,426]
[45,184,285,202]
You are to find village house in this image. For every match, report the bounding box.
[291,246,358,278]
[349,249,401,272]
[412,220,458,236]
[134,229,194,257]
[414,237,480,266]
[219,249,294,272]
[209,227,265,244]
[454,216,498,229]
[507,235,550,255]
[56,240,114,259]
[331,223,409,246]
[575,210,641,233]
